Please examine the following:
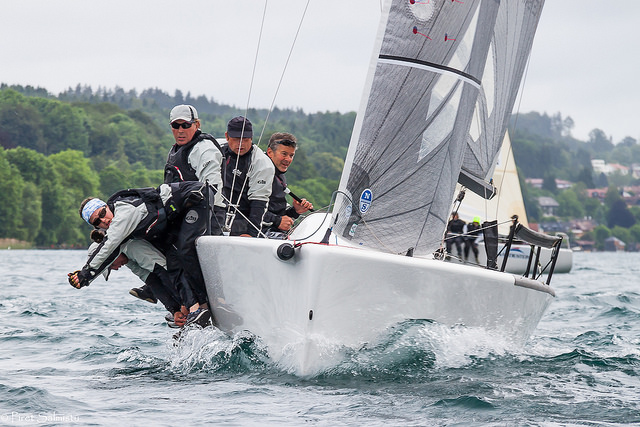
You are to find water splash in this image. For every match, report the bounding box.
[167,327,270,374]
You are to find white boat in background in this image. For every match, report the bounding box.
[197,0,560,375]
[455,132,573,273]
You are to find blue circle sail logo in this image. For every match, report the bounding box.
[359,189,373,214]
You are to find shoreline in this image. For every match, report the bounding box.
[0,238,32,250]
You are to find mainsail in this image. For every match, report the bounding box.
[333,0,544,256]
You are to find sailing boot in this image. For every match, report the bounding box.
[129,284,157,304]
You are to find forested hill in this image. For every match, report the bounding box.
[1,83,639,248]
[0,84,353,247]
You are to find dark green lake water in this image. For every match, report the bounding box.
[1,250,638,426]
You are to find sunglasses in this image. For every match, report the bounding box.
[91,206,107,228]
[171,121,194,130]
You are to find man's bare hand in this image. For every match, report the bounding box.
[293,198,313,214]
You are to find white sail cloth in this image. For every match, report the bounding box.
[333,0,544,256]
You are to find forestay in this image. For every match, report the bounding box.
[332,0,544,256]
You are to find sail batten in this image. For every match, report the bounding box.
[333,0,544,256]
[379,55,481,87]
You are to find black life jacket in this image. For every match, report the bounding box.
[164,131,224,183]
[106,187,167,243]
[269,170,288,216]
[221,144,254,213]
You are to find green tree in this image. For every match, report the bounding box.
[611,226,631,246]
[47,150,101,246]
[542,173,557,193]
[0,89,45,151]
[5,147,48,184]
[49,150,100,200]
[128,166,163,188]
[607,199,636,228]
[589,128,614,153]
[17,181,42,241]
[310,152,344,181]
[629,223,640,244]
[575,167,595,188]
[37,162,69,246]
[99,164,129,197]
[29,97,90,154]
[289,178,337,210]
[0,150,25,237]
[556,188,585,218]
[593,225,611,250]
[583,197,606,223]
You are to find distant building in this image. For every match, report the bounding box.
[591,159,629,176]
[609,163,629,175]
[568,218,598,237]
[538,196,559,217]
[573,240,595,251]
[622,185,640,207]
[525,178,573,189]
[591,159,607,174]
[586,188,607,202]
[555,179,573,189]
[604,236,626,252]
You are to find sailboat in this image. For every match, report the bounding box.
[455,132,573,273]
[196,0,560,375]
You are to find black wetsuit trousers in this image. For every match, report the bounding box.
[145,264,182,314]
[166,202,209,309]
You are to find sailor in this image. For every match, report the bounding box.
[464,216,482,264]
[220,116,274,237]
[445,212,466,259]
[116,104,227,309]
[67,182,213,329]
[164,104,225,234]
[262,132,313,239]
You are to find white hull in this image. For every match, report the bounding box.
[197,218,555,375]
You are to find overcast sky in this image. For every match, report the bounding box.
[1,1,638,142]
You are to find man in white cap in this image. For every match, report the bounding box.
[165,104,225,234]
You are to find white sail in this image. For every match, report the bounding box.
[333,0,544,256]
[458,131,529,235]
[461,1,544,190]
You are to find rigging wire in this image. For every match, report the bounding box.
[255,0,312,148]
[225,0,269,231]
[492,1,539,226]
[225,0,311,232]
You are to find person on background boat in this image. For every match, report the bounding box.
[463,216,482,264]
[220,116,274,237]
[262,132,313,239]
[67,182,213,330]
[445,212,466,259]
[88,232,187,327]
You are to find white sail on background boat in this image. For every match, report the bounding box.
[196,0,560,375]
[455,132,573,273]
